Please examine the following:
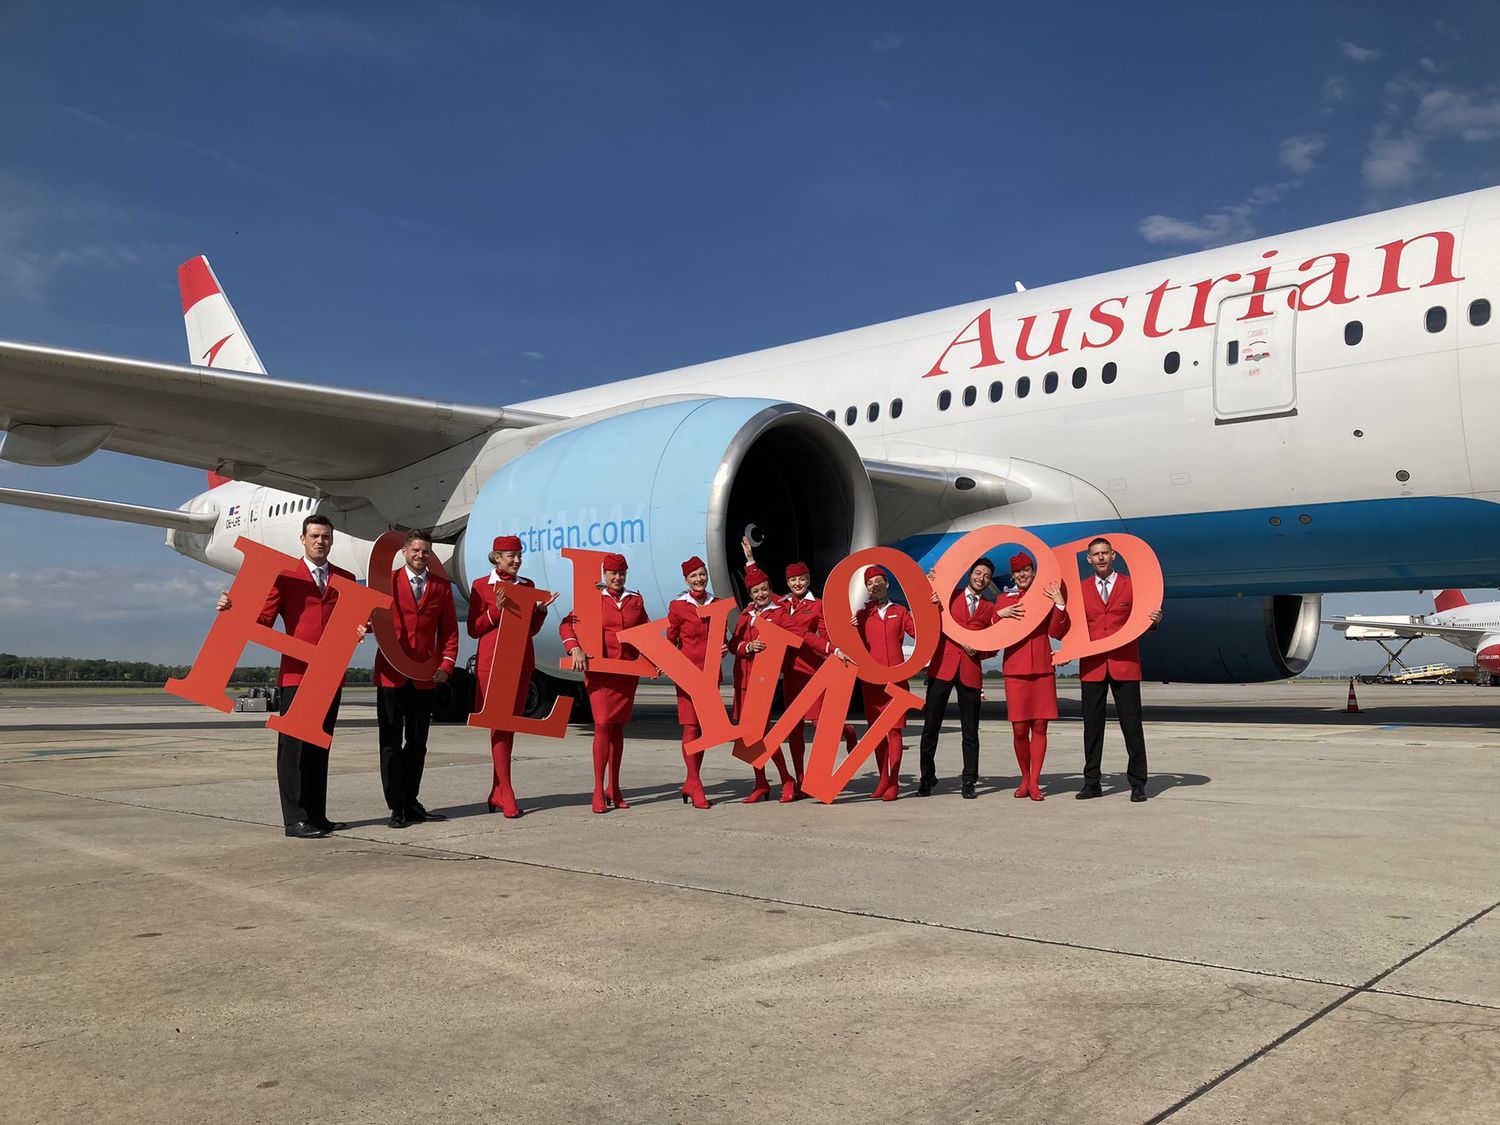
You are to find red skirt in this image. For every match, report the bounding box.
[586,671,639,724]
[783,668,819,721]
[860,680,910,728]
[1005,673,1058,721]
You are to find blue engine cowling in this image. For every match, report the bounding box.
[1138,594,1322,682]
[457,398,877,680]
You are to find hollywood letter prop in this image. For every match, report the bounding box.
[165,537,389,749]
[469,580,573,737]
[557,548,656,677]
[1050,533,1165,666]
[366,529,454,683]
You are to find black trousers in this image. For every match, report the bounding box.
[1081,676,1148,790]
[276,685,342,827]
[918,676,982,784]
[376,682,434,810]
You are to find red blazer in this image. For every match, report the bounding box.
[998,591,1069,677]
[467,572,548,703]
[256,559,358,688]
[666,591,727,681]
[374,567,458,689]
[929,589,999,689]
[559,590,650,661]
[1078,572,1142,682]
[854,601,916,676]
[729,601,780,697]
[764,593,835,676]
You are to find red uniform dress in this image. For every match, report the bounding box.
[257,558,357,830]
[854,598,918,799]
[998,592,1069,721]
[666,588,727,808]
[560,589,651,812]
[467,571,548,817]
[729,599,796,802]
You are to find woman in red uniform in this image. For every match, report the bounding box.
[729,566,798,804]
[997,552,1069,801]
[764,560,857,793]
[665,554,724,810]
[467,534,550,818]
[854,566,918,801]
[559,553,651,814]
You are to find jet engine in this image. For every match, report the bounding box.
[1138,594,1322,683]
[453,398,878,687]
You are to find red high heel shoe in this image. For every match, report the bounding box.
[779,779,797,803]
[608,789,630,810]
[592,791,609,814]
[490,789,523,818]
[871,775,892,800]
[742,784,771,804]
[881,778,900,802]
[681,785,711,810]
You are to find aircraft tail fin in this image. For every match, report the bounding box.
[179,256,266,488]
[1433,589,1468,612]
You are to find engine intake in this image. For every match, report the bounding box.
[1139,594,1322,682]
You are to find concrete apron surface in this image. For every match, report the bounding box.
[2,681,1498,1123]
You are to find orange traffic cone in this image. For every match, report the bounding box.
[1344,678,1360,714]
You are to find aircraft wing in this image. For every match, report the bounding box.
[0,339,557,486]
[1322,617,1484,641]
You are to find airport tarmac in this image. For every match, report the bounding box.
[2,681,1498,1124]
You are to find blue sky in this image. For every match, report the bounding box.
[1,1,1499,669]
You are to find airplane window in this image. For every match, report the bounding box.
[1072,366,1087,389]
[845,406,858,426]
[1226,340,1240,365]
[963,385,977,407]
[1425,306,1447,333]
[890,398,903,419]
[1470,299,1491,327]
[1102,362,1118,384]
[988,381,1003,403]
[938,389,952,411]
[867,402,880,423]
[1164,350,1181,375]
[1043,371,1059,394]
[1016,376,1031,399]
[825,410,836,421]
[1344,321,1362,346]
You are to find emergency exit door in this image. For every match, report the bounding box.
[1213,287,1298,423]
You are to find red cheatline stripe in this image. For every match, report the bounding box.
[177,256,220,313]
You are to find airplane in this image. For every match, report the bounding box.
[4,185,1500,708]
[1324,590,1500,676]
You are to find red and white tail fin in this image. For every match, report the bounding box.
[1433,589,1468,612]
[178,256,266,488]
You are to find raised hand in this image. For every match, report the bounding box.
[216,592,232,612]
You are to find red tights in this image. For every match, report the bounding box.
[591,722,627,813]
[488,730,521,818]
[681,723,709,809]
[1011,719,1048,801]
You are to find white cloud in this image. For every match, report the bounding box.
[522,350,544,360]
[869,32,903,52]
[1419,57,1441,74]
[1278,134,1327,174]
[1415,88,1500,141]
[1322,76,1349,104]
[1339,40,1380,62]
[239,8,406,59]
[1362,129,1426,191]
[1433,20,1461,42]
[1138,185,1288,249]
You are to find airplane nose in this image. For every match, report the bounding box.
[1478,644,1500,673]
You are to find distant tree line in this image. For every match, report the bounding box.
[0,654,372,685]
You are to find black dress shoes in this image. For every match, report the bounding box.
[284,821,329,839]
[1075,785,1102,800]
[389,808,409,829]
[1131,789,1148,803]
[315,819,348,832]
[961,781,977,800]
[917,778,935,797]
[407,803,446,822]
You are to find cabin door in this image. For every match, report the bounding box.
[1212,287,1298,423]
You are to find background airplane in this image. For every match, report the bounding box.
[4,185,1500,705]
[1324,589,1500,676]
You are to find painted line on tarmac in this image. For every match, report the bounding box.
[1142,896,1500,1124]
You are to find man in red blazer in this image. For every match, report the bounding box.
[916,557,999,799]
[374,529,459,829]
[216,514,364,838]
[1077,537,1162,802]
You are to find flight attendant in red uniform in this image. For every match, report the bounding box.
[854,566,918,801]
[665,554,725,810]
[764,560,856,793]
[560,553,651,814]
[467,534,550,818]
[996,552,1069,802]
[729,566,797,804]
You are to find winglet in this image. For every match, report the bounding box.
[177,256,221,314]
[179,256,267,490]
[1433,589,1468,612]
